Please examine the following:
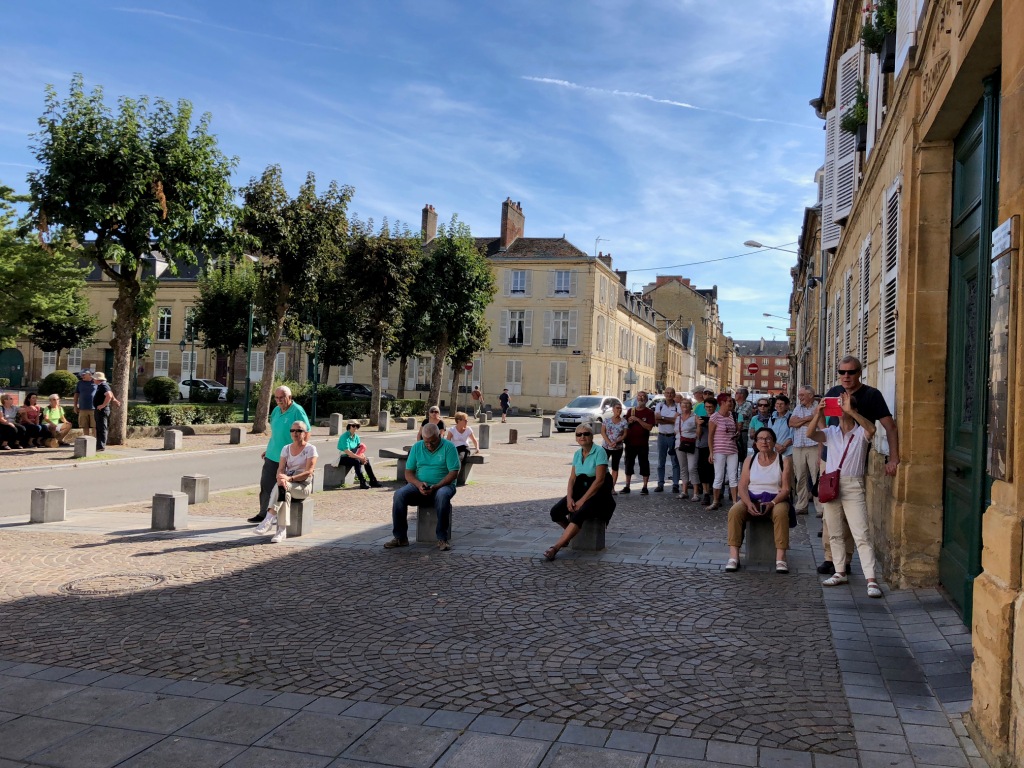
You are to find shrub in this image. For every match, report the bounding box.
[62,405,78,428]
[39,371,78,398]
[0,377,9,388]
[226,388,241,403]
[127,404,235,427]
[144,376,180,404]
[189,387,222,404]
[127,405,160,426]
[388,399,427,418]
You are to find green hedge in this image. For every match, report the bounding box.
[39,371,78,398]
[127,404,236,426]
[246,379,426,421]
[0,377,10,389]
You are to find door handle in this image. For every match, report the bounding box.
[951,466,966,478]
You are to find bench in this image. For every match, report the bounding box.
[456,454,487,487]
[744,516,777,566]
[569,519,606,551]
[379,448,410,481]
[416,505,451,544]
[286,498,314,537]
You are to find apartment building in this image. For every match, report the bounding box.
[641,276,725,390]
[734,340,790,395]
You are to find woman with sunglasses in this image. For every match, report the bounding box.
[544,426,616,561]
[336,421,381,489]
[255,421,318,543]
[416,405,446,441]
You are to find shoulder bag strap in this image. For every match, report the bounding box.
[836,433,856,470]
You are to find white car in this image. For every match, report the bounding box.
[179,378,229,402]
[554,395,623,432]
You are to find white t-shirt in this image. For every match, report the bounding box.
[446,425,475,448]
[279,443,318,475]
[654,402,681,435]
[823,425,869,477]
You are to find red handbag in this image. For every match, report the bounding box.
[355,443,366,458]
[818,433,855,503]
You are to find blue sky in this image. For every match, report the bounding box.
[0,0,832,340]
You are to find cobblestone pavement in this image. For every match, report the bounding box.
[0,424,987,767]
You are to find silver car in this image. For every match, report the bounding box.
[554,395,623,432]
[179,378,229,401]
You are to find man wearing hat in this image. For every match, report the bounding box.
[73,370,97,439]
[91,372,119,451]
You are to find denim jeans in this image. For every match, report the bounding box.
[656,433,680,487]
[392,482,457,541]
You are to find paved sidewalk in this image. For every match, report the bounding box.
[0,432,986,767]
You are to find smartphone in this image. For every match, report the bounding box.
[759,502,769,514]
[824,396,842,417]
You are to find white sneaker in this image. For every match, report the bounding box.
[255,515,276,535]
[270,529,287,543]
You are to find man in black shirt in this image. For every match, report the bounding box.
[817,355,901,575]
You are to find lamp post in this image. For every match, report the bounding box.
[131,335,151,400]
[743,240,799,255]
[763,312,790,321]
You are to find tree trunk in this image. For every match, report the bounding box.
[448,369,461,418]
[397,355,408,398]
[369,347,382,426]
[108,281,142,445]
[252,301,287,434]
[56,349,64,371]
[321,362,331,387]
[227,349,237,393]
[428,334,449,407]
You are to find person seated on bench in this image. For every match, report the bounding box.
[42,394,73,446]
[256,421,318,543]
[445,411,480,463]
[725,426,792,574]
[544,424,616,561]
[415,405,445,441]
[385,423,460,551]
[336,421,381,489]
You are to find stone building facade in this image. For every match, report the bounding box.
[734,340,790,396]
[641,276,725,391]
[803,1,1024,763]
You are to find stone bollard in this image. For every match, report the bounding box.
[378,411,390,432]
[73,435,96,459]
[541,417,552,438]
[486,409,493,419]
[478,424,491,450]
[570,520,607,551]
[152,492,188,530]
[406,417,417,430]
[229,427,246,444]
[312,465,324,494]
[324,463,350,489]
[477,412,487,424]
[509,429,518,445]
[329,413,344,436]
[180,475,209,505]
[30,486,66,523]
[163,429,183,450]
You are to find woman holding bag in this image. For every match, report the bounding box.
[805,393,882,597]
[675,397,700,501]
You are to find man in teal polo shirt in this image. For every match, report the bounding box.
[385,423,461,551]
[250,385,311,523]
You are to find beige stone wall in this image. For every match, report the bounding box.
[643,279,721,388]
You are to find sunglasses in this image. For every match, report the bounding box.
[837,369,860,376]
[576,432,593,437]
[289,429,306,434]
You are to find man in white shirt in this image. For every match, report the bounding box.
[787,385,819,515]
[654,387,682,493]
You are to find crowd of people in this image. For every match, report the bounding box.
[1,369,118,451]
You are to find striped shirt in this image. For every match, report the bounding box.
[710,412,738,455]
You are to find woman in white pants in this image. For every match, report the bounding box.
[706,393,739,509]
[255,421,318,543]
[675,398,700,500]
[805,393,882,598]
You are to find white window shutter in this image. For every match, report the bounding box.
[844,271,853,356]
[570,271,578,297]
[859,235,872,372]
[866,54,881,157]
[502,270,511,297]
[895,0,919,74]
[524,270,532,296]
[568,310,579,347]
[499,311,509,345]
[543,310,553,346]
[822,110,841,251]
[524,310,534,346]
[547,271,555,298]
[506,360,514,385]
[834,44,863,223]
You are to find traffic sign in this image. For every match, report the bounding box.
[464,362,474,371]
[747,363,760,375]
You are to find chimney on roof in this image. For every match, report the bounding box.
[500,198,524,250]
[598,252,613,269]
[681,278,690,287]
[615,269,628,286]
[421,204,437,243]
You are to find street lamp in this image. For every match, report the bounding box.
[763,312,790,321]
[743,240,799,254]
[178,332,195,383]
[131,335,151,399]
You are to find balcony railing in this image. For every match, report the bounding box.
[507,337,523,347]
[552,338,568,347]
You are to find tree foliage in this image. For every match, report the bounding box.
[238,165,352,432]
[27,74,237,444]
[28,292,103,367]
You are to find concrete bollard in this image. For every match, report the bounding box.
[324,463,350,489]
[570,520,607,551]
[477,412,486,424]
[151,492,188,530]
[73,435,96,459]
[406,417,417,430]
[541,417,552,438]
[378,411,390,432]
[416,505,451,544]
[329,413,344,436]
[163,429,183,450]
[312,465,324,493]
[486,409,493,419]
[229,427,246,444]
[509,429,518,445]
[478,424,491,450]
[180,475,209,505]
[30,486,66,523]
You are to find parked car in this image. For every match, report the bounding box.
[178,378,228,401]
[623,393,667,410]
[554,395,623,432]
[333,382,397,401]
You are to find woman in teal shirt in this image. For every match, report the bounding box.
[336,421,381,489]
[544,424,616,560]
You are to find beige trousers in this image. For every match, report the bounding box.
[822,475,877,579]
[791,445,819,512]
[727,501,790,551]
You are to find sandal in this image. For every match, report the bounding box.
[867,582,882,598]
[543,546,559,562]
[822,573,849,586]
[725,558,739,572]
[775,560,789,574]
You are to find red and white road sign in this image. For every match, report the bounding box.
[464,362,474,371]
[747,363,760,375]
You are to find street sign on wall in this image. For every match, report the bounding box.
[747,363,760,375]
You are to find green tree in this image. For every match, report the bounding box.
[412,216,496,406]
[445,314,490,417]
[239,165,352,433]
[28,292,103,368]
[192,256,264,392]
[344,219,420,425]
[27,75,236,444]
[0,183,86,348]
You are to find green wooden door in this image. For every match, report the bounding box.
[0,348,24,387]
[941,83,999,623]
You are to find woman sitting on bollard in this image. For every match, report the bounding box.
[445,412,480,463]
[416,405,446,441]
[256,421,318,543]
[544,424,616,561]
[336,421,381,489]
[725,427,793,574]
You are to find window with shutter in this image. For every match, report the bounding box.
[42,351,57,377]
[822,110,841,251]
[834,292,842,362]
[405,357,418,391]
[499,310,510,345]
[181,352,197,379]
[543,310,553,346]
[250,352,264,381]
[859,236,871,376]
[549,361,567,397]
[275,352,286,376]
[844,271,853,357]
[339,362,354,384]
[834,44,863,222]
[505,360,522,395]
[551,311,570,346]
[510,270,528,294]
[866,54,881,156]
[508,310,526,346]
[554,271,571,295]
[597,316,605,352]
[523,310,533,346]
[877,181,900,453]
[68,349,83,371]
[154,350,169,378]
[157,307,172,341]
[895,0,922,74]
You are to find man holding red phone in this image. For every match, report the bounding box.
[816,355,901,576]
